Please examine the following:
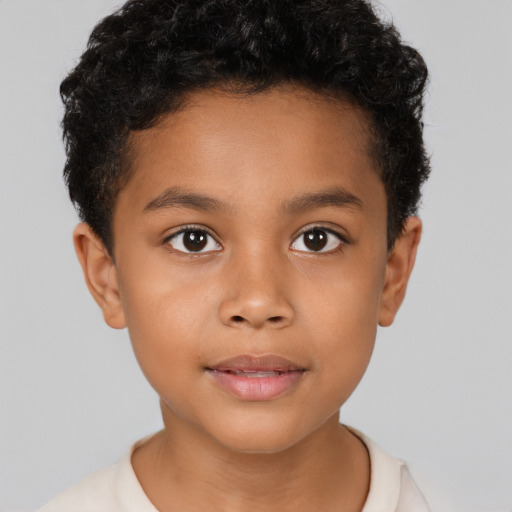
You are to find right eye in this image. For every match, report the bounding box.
[166,228,221,254]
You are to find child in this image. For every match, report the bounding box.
[40,0,430,510]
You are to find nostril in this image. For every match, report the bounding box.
[226,314,289,327]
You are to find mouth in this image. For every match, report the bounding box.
[206,355,306,401]
[213,370,293,377]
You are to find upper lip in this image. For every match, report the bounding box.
[206,355,306,372]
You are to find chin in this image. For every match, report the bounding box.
[208,414,311,455]
[220,433,302,455]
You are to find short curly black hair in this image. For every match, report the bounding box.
[61,0,429,255]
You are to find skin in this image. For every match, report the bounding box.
[74,86,421,512]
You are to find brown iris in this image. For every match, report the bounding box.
[183,230,208,252]
[303,229,328,251]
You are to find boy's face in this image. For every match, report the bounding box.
[76,86,420,453]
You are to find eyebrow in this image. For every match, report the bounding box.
[282,187,364,214]
[143,185,363,215]
[143,187,229,213]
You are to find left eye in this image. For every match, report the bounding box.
[166,229,221,254]
[291,228,344,253]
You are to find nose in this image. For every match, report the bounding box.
[218,250,295,330]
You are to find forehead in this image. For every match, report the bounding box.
[118,86,384,221]
[131,86,374,168]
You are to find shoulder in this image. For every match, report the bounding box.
[38,436,158,512]
[396,465,431,512]
[37,463,121,512]
[347,426,430,512]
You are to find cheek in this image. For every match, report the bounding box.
[312,295,377,387]
[117,264,217,382]
[296,255,384,393]
[296,248,385,333]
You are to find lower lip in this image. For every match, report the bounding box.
[207,370,305,401]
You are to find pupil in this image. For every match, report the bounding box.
[304,229,327,251]
[184,230,207,252]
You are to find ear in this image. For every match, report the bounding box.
[73,223,126,329]
[378,216,422,327]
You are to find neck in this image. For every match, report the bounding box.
[131,405,370,512]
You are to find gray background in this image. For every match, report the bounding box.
[1,1,511,511]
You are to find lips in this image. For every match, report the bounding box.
[220,370,289,377]
[206,355,306,401]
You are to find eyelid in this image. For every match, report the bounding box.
[165,223,217,238]
[293,223,349,243]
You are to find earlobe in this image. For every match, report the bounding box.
[73,223,126,329]
[378,216,422,327]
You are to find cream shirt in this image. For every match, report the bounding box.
[39,429,430,512]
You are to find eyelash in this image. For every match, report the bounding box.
[163,224,348,255]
